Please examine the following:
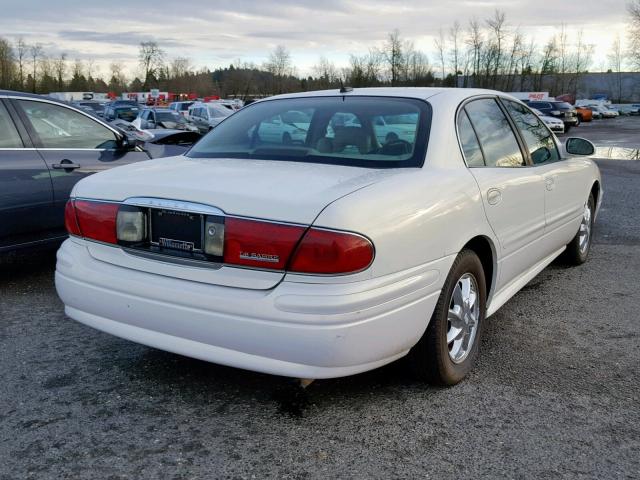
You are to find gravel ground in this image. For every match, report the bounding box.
[1,158,639,477]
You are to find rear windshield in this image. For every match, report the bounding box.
[156,111,184,123]
[553,102,573,109]
[187,96,431,168]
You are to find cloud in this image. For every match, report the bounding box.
[0,0,628,76]
[58,30,189,48]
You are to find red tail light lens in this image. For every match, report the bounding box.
[74,200,119,244]
[289,228,374,274]
[64,200,81,236]
[223,217,306,270]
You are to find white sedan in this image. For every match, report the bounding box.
[531,107,565,134]
[56,88,602,385]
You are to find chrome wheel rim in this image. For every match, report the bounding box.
[578,203,592,254]
[447,273,480,364]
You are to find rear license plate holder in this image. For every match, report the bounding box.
[150,209,202,252]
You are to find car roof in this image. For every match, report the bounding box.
[268,87,507,102]
[0,89,64,101]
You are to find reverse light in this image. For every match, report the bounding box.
[116,205,147,244]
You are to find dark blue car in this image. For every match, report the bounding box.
[0,91,156,253]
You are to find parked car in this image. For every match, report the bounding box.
[0,90,153,253]
[56,88,601,386]
[168,101,195,118]
[103,104,140,122]
[526,100,580,131]
[583,106,602,120]
[72,101,105,118]
[530,107,565,133]
[110,99,140,108]
[188,102,233,133]
[132,108,199,132]
[575,106,593,122]
[110,119,201,157]
[594,105,618,118]
[615,105,640,115]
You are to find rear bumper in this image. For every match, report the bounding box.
[56,239,447,378]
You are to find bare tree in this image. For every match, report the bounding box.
[170,57,192,78]
[54,53,67,90]
[571,30,594,96]
[313,56,339,88]
[434,28,447,84]
[629,0,640,69]
[0,37,15,89]
[29,43,43,92]
[486,10,506,89]
[138,41,165,89]
[265,45,292,93]
[449,21,462,87]
[384,29,404,85]
[608,35,624,102]
[15,38,27,89]
[466,19,483,83]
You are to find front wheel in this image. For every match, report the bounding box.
[562,193,595,265]
[408,249,487,385]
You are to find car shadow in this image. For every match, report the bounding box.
[0,250,56,283]
[118,345,432,419]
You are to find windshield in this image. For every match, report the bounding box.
[208,105,231,118]
[115,107,138,121]
[188,96,431,168]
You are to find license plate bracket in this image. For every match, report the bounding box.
[150,209,203,252]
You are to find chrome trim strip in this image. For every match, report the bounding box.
[122,197,225,216]
[122,247,223,270]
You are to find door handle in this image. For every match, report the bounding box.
[545,177,555,191]
[52,160,81,170]
[487,188,502,205]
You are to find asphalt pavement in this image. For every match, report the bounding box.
[1,122,639,479]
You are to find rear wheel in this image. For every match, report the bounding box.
[563,193,594,265]
[408,249,486,385]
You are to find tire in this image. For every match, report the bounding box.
[564,124,571,133]
[575,116,581,126]
[562,193,595,265]
[408,249,487,386]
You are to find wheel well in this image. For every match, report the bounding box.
[591,181,600,206]
[462,236,495,298]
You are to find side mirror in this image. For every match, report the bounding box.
[566,137,595,156]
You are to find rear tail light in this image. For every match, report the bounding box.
[289,228,374,274]
[65,200,374,275]
[223,217,305,270]
[68,200,119,244]
[64,200,81,236]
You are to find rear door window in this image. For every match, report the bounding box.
[457,110,484,167]
[464,99,525,168]
[503,100,560,165]
[0,102,23,148]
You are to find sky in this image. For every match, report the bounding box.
[0,0,630,79]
